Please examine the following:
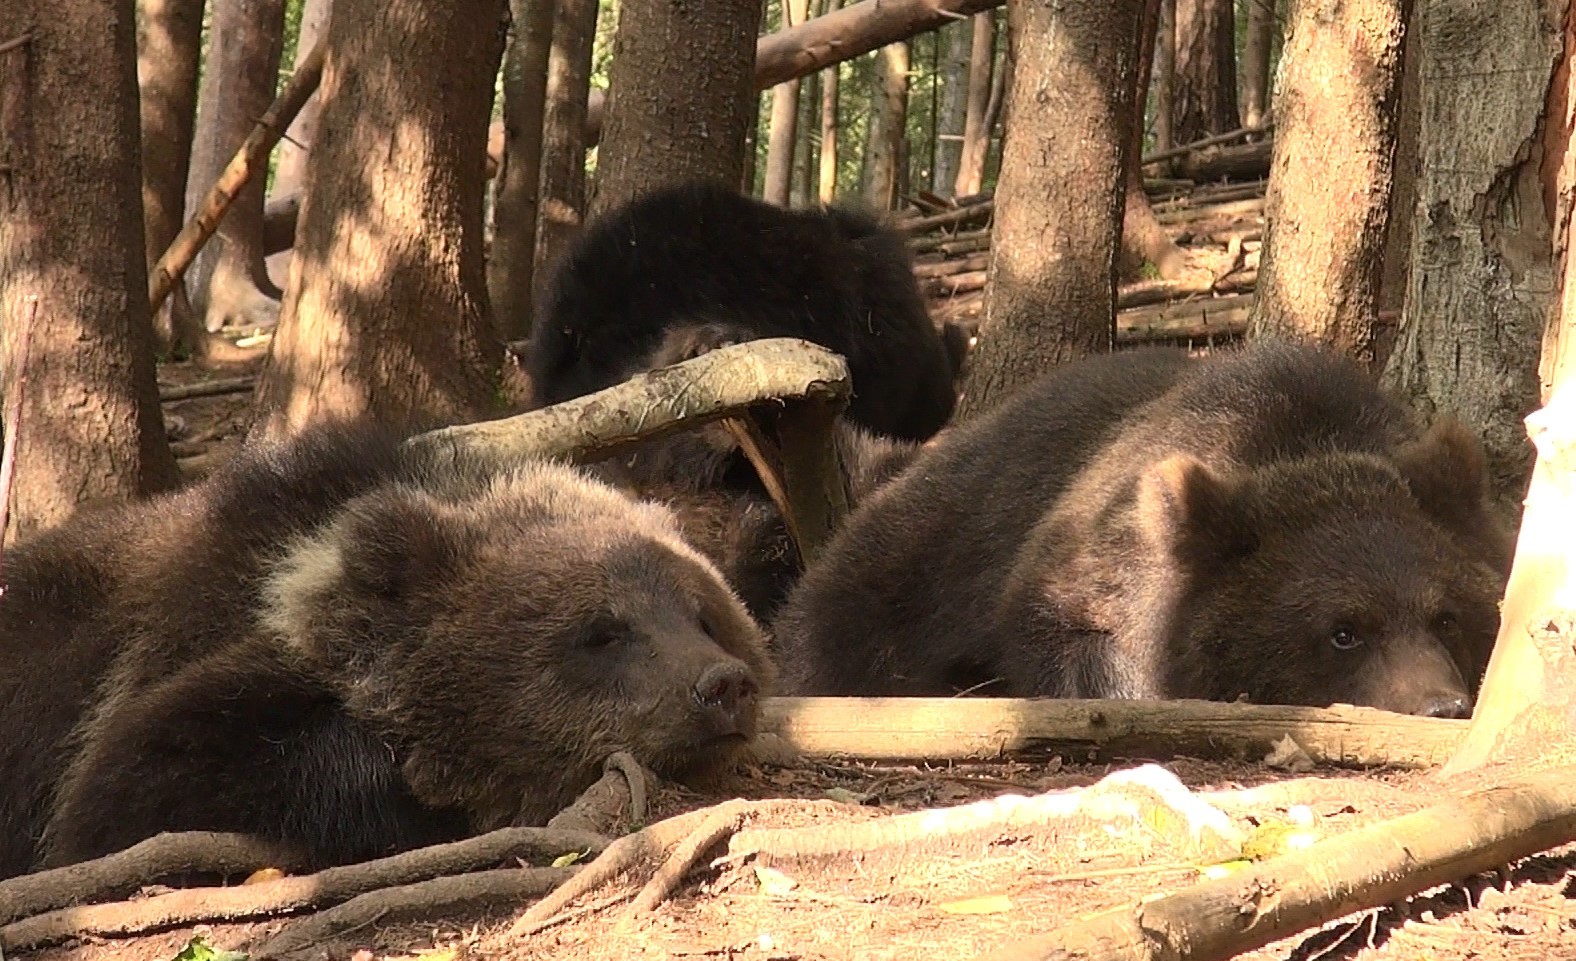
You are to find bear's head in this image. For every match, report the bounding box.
[1135,419,1510,717]
[263,460,774,828]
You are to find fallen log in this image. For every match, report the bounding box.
[761,695,1466,769]
[1177,140,1274,184]
[973,764,1576,961]
[1117,294,1254,343]
[1155,197,1266,226]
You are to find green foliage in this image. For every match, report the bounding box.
[170,936,249,961]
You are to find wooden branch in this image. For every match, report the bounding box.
[755,0,1003,88]
[0,832,303,926]
[0,827,604,952]
[912,251,991,279]
[1117,269,1257,309]
[1116,292,1254,343]
[158,376,257,402]
[921,269,989,297]
[148,39,325,314]
[1155,197,1266,226]
[972,764,1576,961]
[761,696,1467,769]
[1141,123,1271,167]
[761,397,850,566]
[546,752,654,837]
[253,866,576,960]
[910,228,990,253]
[900,200,995,235]
[1177,140,1273,184]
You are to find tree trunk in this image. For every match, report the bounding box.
[532,0,599,301]
[1380,0,1560,514]
[764,0,812,205]
[249,0,512,440]
[1240,0,1276,129]
[1172,0,1238,146]
[262,0,329,296]
[137,0,205,358]
[590,0,762,217]
[818,0,844,203]
[932,19,973,195]
[953,10,996,197]
[863,42,910,210]
[1121,0,1188,281]
[955,0,1143,420]
[1446,5,1576,769]
[489,0,556,340]
[1246,0,1411,365]
[0,0,178,541]
[1375,3,1421,370]
[794,62,819,206]
[185,0,289,333]
[1154,0,1175,155]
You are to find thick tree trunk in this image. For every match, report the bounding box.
[764,0,812,205]
[1154,0,1175,155]
[137,0,205,357]
[489,0,556,340]
[862,42,910,210]
[590,0,762,217]
[532,0,599,300]
[817,0,844,203]
[1240,0,1276,129]
[249,0,511,439]
[185,0,288,332]
[955,0,1143,420]
[953,10,996,197]
[933,19,973,195]
[1376,5,1422,370]
[1247,0,1411,365]
[0,0,178,541]
[1380,0,1561,514]
[1443,1,1576,776]
[1172,0,1238,146]
[1121,0,1187,281]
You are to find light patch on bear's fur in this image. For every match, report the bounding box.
[261,532,348,649]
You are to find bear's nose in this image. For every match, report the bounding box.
[692,662,760,737]
[1419,693,1472,719]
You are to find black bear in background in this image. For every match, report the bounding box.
[773,342,1512,717]
[525,181,959,442]
[0,425,772,879]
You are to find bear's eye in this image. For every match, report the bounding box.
[698,615,717,641]
[1432,611,1459,633]
[1329,628,1362,651]
[580,620,628,649]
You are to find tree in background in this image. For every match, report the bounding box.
[489,0,556,339]
[763,0,812,205]
[1171,0,1237,145]
[185,0,290,333]
[250,0,514,438]
[957,0,1144,419]
[1120,0,1188,280]
[1247,0,1412,365]
[591,0,762,216]
[532,0,600,306]
[953,10,997,197]
[862,42,910,209]
[0,0,178,541]
[931,18,973,195]
[1239,0,1277,129]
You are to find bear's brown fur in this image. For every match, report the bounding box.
[0,425,771,878]
[773,342,1510,716]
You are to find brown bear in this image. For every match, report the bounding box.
[0,424,772,879]
[772,341,1511,717]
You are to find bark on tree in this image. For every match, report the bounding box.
[249,0,512,440]
[794,64,819,205]
[1121,0,1188,281]
[1240,0,1276,129]
[137,0,205,357]
[1377,5,1422,369]
[1445,4,1576,775]
[590,0,762,217]
[1154,0,1175,155]
[0,0,178,541]
[955,0,1144,420]
[1380,0,1560,514]
[532,0,599,303]
[817,0,844,202]
[933,19,973,195]
[184,0,289,332]
[862,42,910,210]
[953,10,996,197]
[270,0,330,209]
[1247,0,1412,365]
[489,0,555,340]
[1172,0,1238,147]
[764,0,812,205]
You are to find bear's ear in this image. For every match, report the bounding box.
[1136,455,1255,571]
[336,490,468,601]
[1395,418,1489,526]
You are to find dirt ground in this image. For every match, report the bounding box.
[17,753,1575,961]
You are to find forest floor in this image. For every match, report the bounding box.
[19,753,1575,961]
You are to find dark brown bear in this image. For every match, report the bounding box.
[525,181,958,442]
[0,425,771,879]
[772,342,1511,717]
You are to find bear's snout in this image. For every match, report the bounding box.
[691,661,760,739]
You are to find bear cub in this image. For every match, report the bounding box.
[0,425,772,879]
[773,342,1511,716]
